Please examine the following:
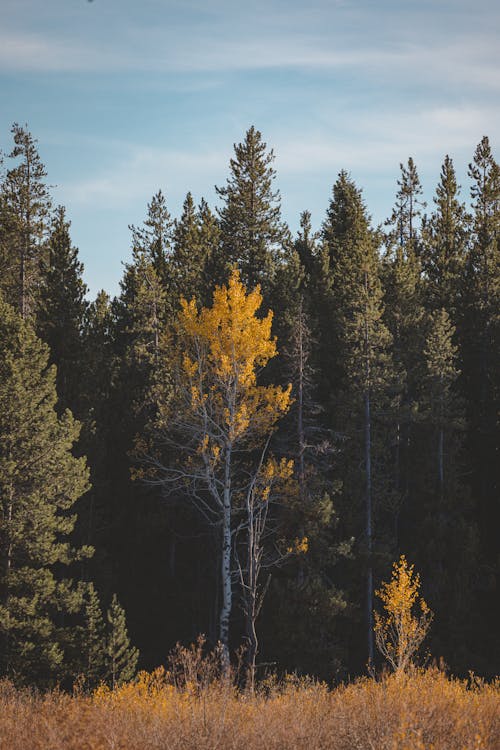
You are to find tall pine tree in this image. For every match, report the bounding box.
[0,124,51,318]
[321,172,394,668]
[38,206,88,415]
[0,294,91,685]
[215,126,288,298]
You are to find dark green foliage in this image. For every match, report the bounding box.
[38,206,88,415]
[129,190,173,287]
[169,193,220,305]
[0,294,91,685]
[106,594,139,688]
[0,124,51,318]
[215,126,289,297]
[320,171,395,667]
[82,583,107,688]
[421,156,470,319]
[385,157,426,255]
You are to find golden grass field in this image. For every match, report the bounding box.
[0,666,499,750]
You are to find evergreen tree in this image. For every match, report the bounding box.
[385,157,426,255]
[0,124,52,318]
[129,190,172,287]
[321,172,394,668]
[413,309,478,670]
[76,292,116,599]
[105,594,139,688]
[262,296,348,679]
[0,294,91,685]
[462,137,500,652]
[421,156,470,318]
[171,193,220,304]
[215,126,288,297]
[38,206,88,415]
[383,160,426,529]
[82,582,107,688]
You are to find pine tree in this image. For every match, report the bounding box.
[0,294,91,685]
[462,137,500,631]
[75,292,116,597]
[0,124,52,318]
[321,172,394,668]
[421,156,470,318]
[385,157,426,255]
[171,193,220,304]
[37,206,88,415]
[415,309,477,670]
[215,126,288,297]
[383,160,426,529]
[262,295,348,679]
[106,594,139,688]
[82,583,107,688]
[129,190,172,287]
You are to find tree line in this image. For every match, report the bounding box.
[0,123,498,687]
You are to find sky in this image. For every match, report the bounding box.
[1,0,499,296]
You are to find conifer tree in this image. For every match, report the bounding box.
[421,156,470,318]
[0,124,52,318]
[385,157,426,255]
[269,210,311,346]
[0,294,91,685]
[171,193,220,304]
[415,309,477,668]
[263,295,348,679]
[106,594,139,688]
[215,126,288,297]
[383,160,426,522]
[38,206,88,415]
[76,292,116,590]
[321,172,394,667]
[82,583,107,688]
[129,190,172,286]
[463,137,500,598]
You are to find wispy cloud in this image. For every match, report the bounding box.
[2,9,499,97]
[61,143,227,208]
[274,104,500,176]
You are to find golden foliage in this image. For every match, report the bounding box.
[374,555,433,674]
[0,667,498,749]
[178,269,292,443]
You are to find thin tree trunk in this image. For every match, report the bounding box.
[438,427,444,498]
[219,445,232,670]
[364,275,374,668]
[365,388,374,668]
[245,515,258,693]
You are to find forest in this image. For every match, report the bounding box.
[0,122,499,692]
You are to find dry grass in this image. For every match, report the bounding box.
[0,665,498,750]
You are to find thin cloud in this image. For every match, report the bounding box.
[62,144,227,207]
[1,22,499,97]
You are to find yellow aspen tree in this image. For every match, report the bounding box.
[374,555,433,674]
[151,269,292,674]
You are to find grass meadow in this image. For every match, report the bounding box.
[0,664,499,750]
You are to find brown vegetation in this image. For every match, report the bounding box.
[0,664,498,750]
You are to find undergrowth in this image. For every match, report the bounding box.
[0,643,498,749]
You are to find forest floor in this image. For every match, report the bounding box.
[0,667,499,749]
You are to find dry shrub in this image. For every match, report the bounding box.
[0,663,498,749]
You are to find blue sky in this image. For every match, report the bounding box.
[1,0,499,296]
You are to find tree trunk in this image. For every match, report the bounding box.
[219,445,232,671]
[365,388,374,668]
[245,522,258,693]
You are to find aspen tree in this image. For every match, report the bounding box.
[147,270,291,677]
[374,555,432,674]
